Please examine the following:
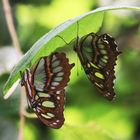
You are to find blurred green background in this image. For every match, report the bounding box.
[0,0,140,140]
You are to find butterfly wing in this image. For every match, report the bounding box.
[23,69,65,128]
[22,52,74,128]
[34,90,65,128]
[32,53,74,92]
[75,33,120,100]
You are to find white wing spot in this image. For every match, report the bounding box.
[47,113,55,118]
[54,77,63,82]
[35,95,39,100]
[53,122,57,125]
[53,66,63,73]
[52,55,57,62]
[42,101,55,108]
[56,91,61,94]
[52,60,60,68]
[41,114,51,119]
[105,92,111,97]
[56,120,60,123]
[38,92,50,98]
[95,82,103,88]
[57,72,64,76]
[52,82,59,86]
[51,87,56,89]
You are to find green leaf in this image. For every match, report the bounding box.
[3,6,140,96]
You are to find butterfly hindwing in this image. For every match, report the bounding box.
[75,33,120,100]
[35,90,65,128]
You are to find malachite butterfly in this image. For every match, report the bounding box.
[21,52,74,128]
[74,32,120,101]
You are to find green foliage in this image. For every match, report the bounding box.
[3,10,104,95]
[1,3,140,140]
[3,6,140,96]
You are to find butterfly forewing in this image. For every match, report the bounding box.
[31,56,52,92]
[31,53,74,92]
[48,53,74,91]
[75,33,120,100]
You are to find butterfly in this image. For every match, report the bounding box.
[74,33,120,101]
[21,52,74,128]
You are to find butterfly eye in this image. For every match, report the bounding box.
[85,69,91,74]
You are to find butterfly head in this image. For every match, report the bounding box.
[20,71,25,86]
[20,69,31,86]
[85,68,91,74]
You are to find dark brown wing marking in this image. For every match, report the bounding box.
[21,52,74,128]
[75,33,120,100]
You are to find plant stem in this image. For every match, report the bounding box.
[2,0,22,56]
[18,88,25,140]
[2,0,24,140]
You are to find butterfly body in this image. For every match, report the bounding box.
[74,33,120,100]
[21,53,74,128]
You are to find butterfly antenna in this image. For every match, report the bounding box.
[76,55,79,76]
[75,21,80,76]
[55,35,70,45]
[77,21,80,76]
[76,21,79,38]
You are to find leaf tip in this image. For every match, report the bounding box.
[3,79,20,99]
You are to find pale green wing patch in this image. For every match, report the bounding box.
[34,58,47,91]
[42,101,55,108]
